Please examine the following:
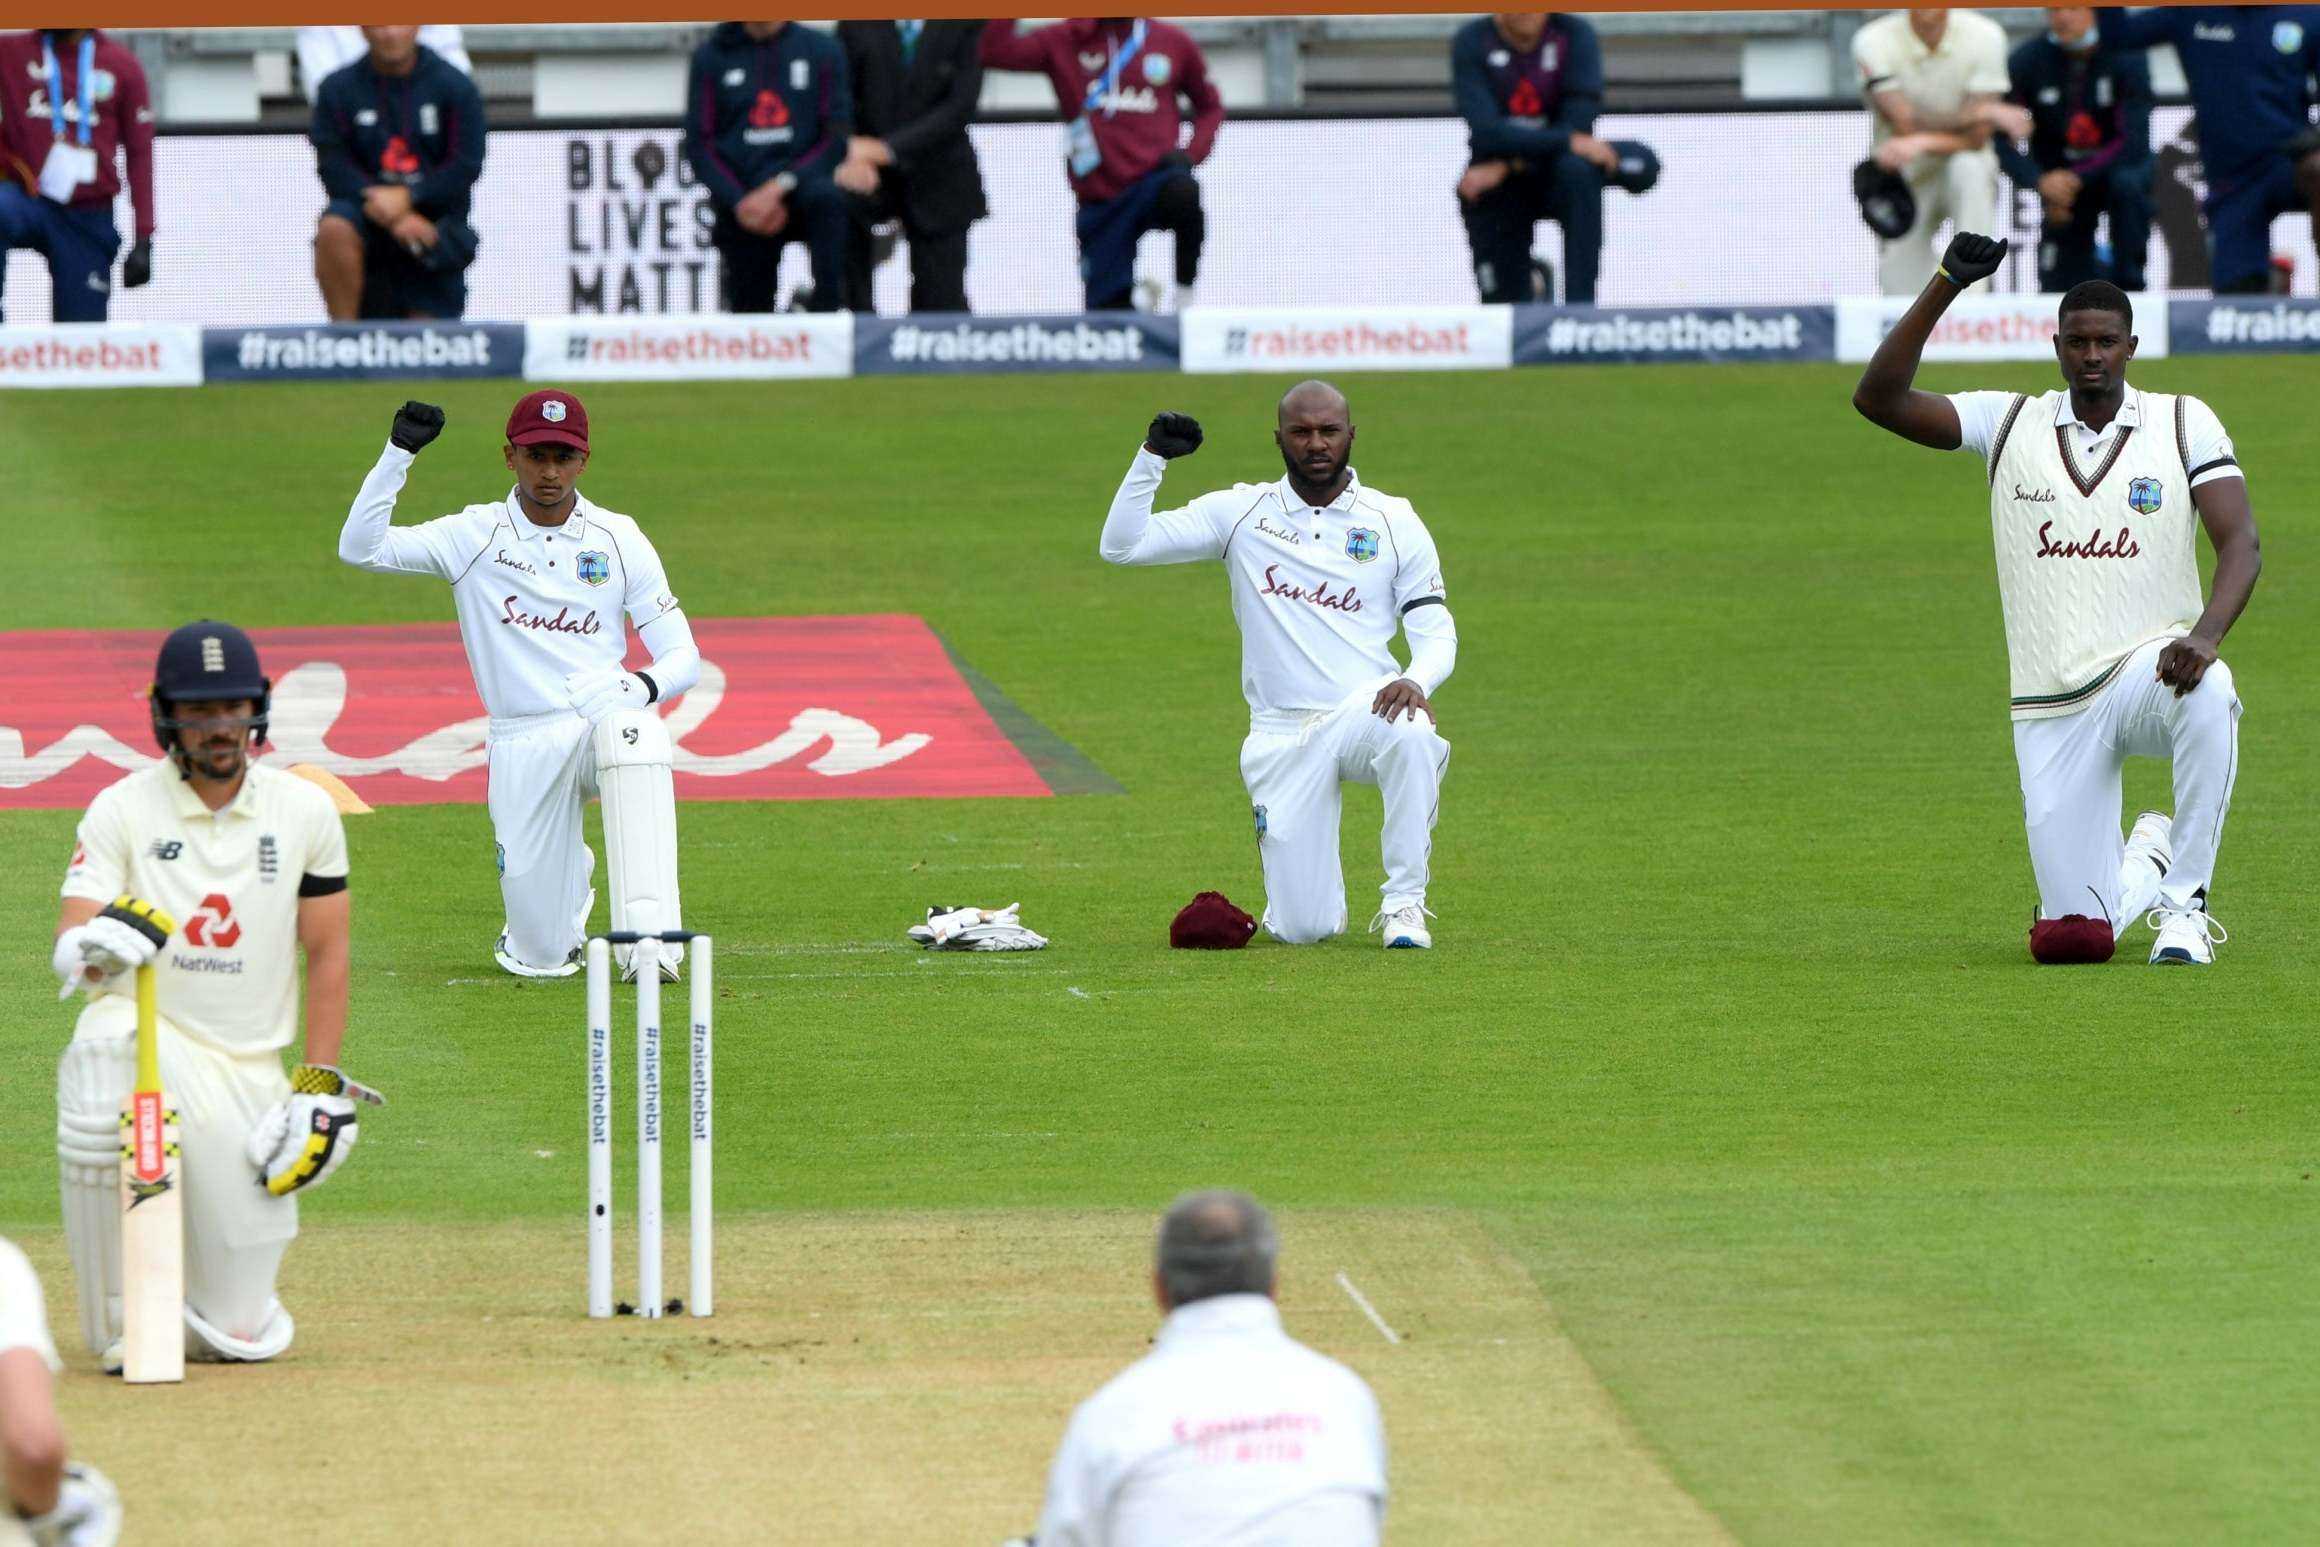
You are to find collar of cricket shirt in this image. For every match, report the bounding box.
[504,489,594,543]
[167,763,258,822]
[2055,383,2142,433]
[1276,466,1364,518]
[1155,1293,1284,1348]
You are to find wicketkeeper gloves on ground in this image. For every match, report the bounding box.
[907,903,1048,951]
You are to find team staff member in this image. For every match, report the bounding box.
[2096,6,2320,294]
[1999,7,2153,294]
[0,28,153,323]
[1854,9,2029,294]
[1853,236,2259,966]
[1019,1192,1388,1546]
[684,21,852,314]
[52,623,378,1370]
[337,393,701,982]
[835,19,986,314]
[2,1238,121,1547]
[1101,382,1456,950]
[981,17,1223,313]
[1451,12,1622,305]
[310,25,487,322]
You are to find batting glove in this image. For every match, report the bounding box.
[247,1064,385,1197]
[22,1461,122,1547]
[1145,412,1203,459]
[565,665,656,724]
[51,897,171,1000]
[1938,232,2009,288]
[390,400,446,453]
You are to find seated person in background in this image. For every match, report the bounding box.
[295,24,469,102]
[980,17,1223,313]
[311,25,486,321]
[834,19,987,314]
[1854,8,2030,294]
[0,27,154,322]
[683,20,851,314]
[1452,12,1623,305]
[2095,5,2320,294]
[1999,7,2153,293]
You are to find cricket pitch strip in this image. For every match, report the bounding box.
[16,1209,1730,1544]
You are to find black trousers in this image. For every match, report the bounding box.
[2034,163,2152,293]
[842,184,972,313]
[1460,153,1604,304]
[711,181,848,313]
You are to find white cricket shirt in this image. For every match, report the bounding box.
[1035,1294,1387,1547]
[0,1238,61,1373]
[1103,448,1450,716]
[1853,10,2009,144]
[339,445,686,721]
[60,760,348,1057]
[1952,386,2238,719]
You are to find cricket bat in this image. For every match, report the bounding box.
[109,898,182,1385]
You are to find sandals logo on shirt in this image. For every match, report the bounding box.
[1345,527,1381,563]
[576,551,612,587]
[2126,477,2164,516]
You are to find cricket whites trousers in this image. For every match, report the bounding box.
[1241,678,1451,945]
[2014,635,2240,930]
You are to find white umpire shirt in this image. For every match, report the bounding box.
[1103,448,1452,716]
[338,444,697,721]
[1034,1294,1387,1547]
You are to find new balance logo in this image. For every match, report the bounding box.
[149,839,183,860]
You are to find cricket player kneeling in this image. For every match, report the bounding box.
[1102,384,1456,949]
[337,392,700,981]
[51,623,383,1368]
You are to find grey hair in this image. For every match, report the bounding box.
[1156,1190,1280,1307]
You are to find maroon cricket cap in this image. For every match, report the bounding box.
[507,388,589,451]
[1170,891,1257,950]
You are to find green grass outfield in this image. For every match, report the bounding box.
[3,362,2315,1543]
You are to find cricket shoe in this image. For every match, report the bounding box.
[2125,810,2173,879]
[494,932,581,979]
[1370,904,1435,950]
[620,948,681,984]
[2147,901,2226,966]
[2119,810,2173,930]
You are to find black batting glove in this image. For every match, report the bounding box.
[390,400,446,453]
[121,239,151,289]
[1145,412,1203,459]
[1938,232,2009,288]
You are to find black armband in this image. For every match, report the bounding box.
[298,873,349,898]
[637,670,660,705]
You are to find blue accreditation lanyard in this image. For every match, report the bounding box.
[42,34,96,146]
[1082,21,1147,118]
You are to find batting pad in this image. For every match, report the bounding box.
[593,709,683,973]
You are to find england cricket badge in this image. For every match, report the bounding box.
[576,550,612,586]
[2126,477,2164,517]
[1345,527,1380,563]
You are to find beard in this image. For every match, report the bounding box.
[1279,443,1350,492]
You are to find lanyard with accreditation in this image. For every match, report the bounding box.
[37,33,99,204]
[1064,20,1147,178]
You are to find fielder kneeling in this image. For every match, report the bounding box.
[1102,382,1457,948]
[50,622,381,1370]
[337,391,695,981]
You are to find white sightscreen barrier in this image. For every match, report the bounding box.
[3,106,2307,323]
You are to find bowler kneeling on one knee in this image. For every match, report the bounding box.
[1101,382,1457,949]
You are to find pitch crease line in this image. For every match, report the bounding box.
[1335,1271,1402,1346]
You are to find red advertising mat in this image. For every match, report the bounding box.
[0,616,1061,809]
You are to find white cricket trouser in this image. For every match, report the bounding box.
[1879,148,2001,295]
[2013,636,2240,928]
[488,710,600,969]
[58,997,296,1344]
[1241,679,1451,945]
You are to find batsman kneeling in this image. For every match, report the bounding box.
[338,391,695,980]
[51,623,382,1372]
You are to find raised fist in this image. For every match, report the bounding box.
[390,400,446,453]
[1940,232,2009,288]
[1145,412,1203,459]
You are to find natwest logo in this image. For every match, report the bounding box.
[184,892,241,949]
